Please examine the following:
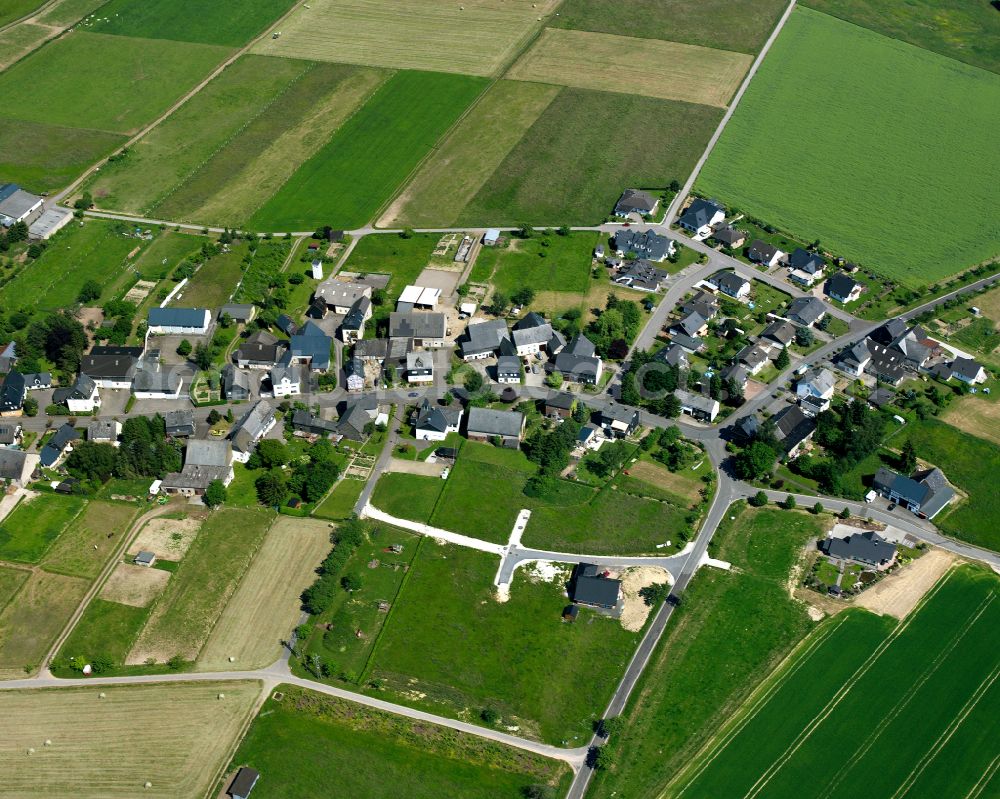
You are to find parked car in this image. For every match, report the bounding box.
[887,502,897,511]
[408,392,418,397]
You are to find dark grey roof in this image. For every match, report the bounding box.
[611,229,673,261]
[236,331,284,365]
[148,307,210,328]
[132,369,180,394]
[822,531,895,566]
[86,419,118,441]
[711,225,745,246]
[0,370,25,412]
[867,387,894,407]
[708,271,749,295]
[275,314,297,336]
[771,405,815,453]
[873,467,954,516]
[601,403,638,426]
[413,398,461,433]
[670,332,704,353]
[0,448,32,480]
[354,338,389,360]
[461,319,510,357]
[342,296,371,331]
[497,354,521,376]
[222,364,251,398]
[165,409,195,433]
[231,401,275,453]
[748,240,781,262]
[571,563,621,607]
[290,326,332,370]
[564,333,596,359]
[677,311,707,337]
[614,259,668,291]
[678,198,724,230]
[761,319,795,346]
[219,304,255,321]
[389,312,446,340]
[466,406,524,438]
[950,357,984,380]
[788,248,825,273]
[40,423,79,467]
[292,409,338,434]
[22,371,52,389]
[615,188,659,215]
[786,296,826,326]
[546,392,576,410]
[228,767,260,799]
[825,273,860,300]
[183,438,230,467]
[512,313,552,348]
[654,342,689,367]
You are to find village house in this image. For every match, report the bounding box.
[412,398,463,441]
[614,259,669,292]
[40,422,79,468]
[872,466,954,519]
[786,296,826,327]
[707,271,751,300]
[760,319,796,349]
[747,240,785,268]
[235,331,285,369]
[737,343,772,375]
[0,422,22,447]
[406,352,434,384]
[165,409,195,438]
[54,374,100,413]
[161,439,234,497]
[945,357,988,385]
[787,248,826,286]
[81,346,143,389]
[614,188,659,217]
[0,370,25,415]
[570,563,622,609]
[670,331,704,354]
[389,311,447,349]
[222,364,251,401]
[219,304,256,325]
[465,406,525,448]
[611,229,675,262]
[22,372,51,391]
[291,409,340,437]
[289,321,332,371]
[710,225,746,250]
[824,273,863,303]
[496,353,521,384]
[336,396,387,441]
[654,342,689,369]
[600,403,640,438]
[132,368,182,399]
[85,419,121,444]
[0,448,37,486]
[554,333,603,385]
[147,307,211,336]
[345,355,365,393]
[675,389,720,422]
[677,198,725,238]
[269,363,302,397]
[313,278,372,315]
[673,311,708,339]
[796,367,835,401]
[680,290,719,321]
[512,312,558,356]
[230,400,277,462]
[544,392,576,420]
[820,530,897,570]
[340,295,372,344]
[771,404,816,457]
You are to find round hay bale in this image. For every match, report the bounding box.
[144,781,153,789]
[44,740,52,746]
[218,693,225,699]
[99,692,106,699]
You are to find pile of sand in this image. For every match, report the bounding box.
[619,566,672,632]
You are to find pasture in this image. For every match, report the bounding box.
[0,681,261,798]
[0,569,89,676]
[313,477,365,520]
[696,8,1000,287]
[342,233,441,300]
[0,493,85,564]
[371,472,444,523]
[588,504,822,799]
[0,0,46,27]
[476,231,599,296]
[126,508,272,665]
[0,219,150,313]
[669,566,1000,799]
[55,597,150,672]
[380,80,559,228]
[252,0,559,77]
[942,396,1000,447]
[0,566,29,613]
[173,243,249,308]
[226,685,571,798]
[81,54,314,215]
[551,0,790,55]
[0,22,51,72]
[802,0,1000,74]
[0,32,231,134]
[85,0,295,47]
[251,70,487,230]
[0,119,124,194]
[40,501,137,580]
[507,28,752,108]
[371,542,641,744]
[198,517,331,670]
[459,87,721,225]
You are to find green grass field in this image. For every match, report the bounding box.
[82,55,314,215]
[459,87,721,226]
[802,0,1000,75]
[86,0,294,47]
[55,598,149,671]
[313,478,365,520]
[127,507,273,664]
[551,0,790,55]
[0,0,45,27]
[671,565,1000,799]
[371,473,445,522]
[342,233,440,300]
[0,120,125,194]
[0,494,85,564]
[251,70,488,230]
[175,242,250,308]
[225,685,571,798]
[0,219,152,313]
[898,418,1000,551]
[40,500,137,579]
[371,542,641,743]
[696,8,1000,287]
[476,232,599,296]
[0,32,231,134]
[0,566,29,613]
[589,503,822,799]
[382,80,559,228]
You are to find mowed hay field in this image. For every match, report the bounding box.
[85,0,295,47]
[507,29,752,108]
[127,508,273,664]
[1,681,261,799]
[0,120,124,194]
[40,501,137,580]
[198,517,331,670]
[379,79,560,228]
[0,569,89,677]
[252,0,560,77]
[251,70,487,230]
[696,8,1000,286]
[457,86,722,225]
[0,493,85,564]
[0,32,231,134]
[668,566,1000,799]
[551,0,790,55]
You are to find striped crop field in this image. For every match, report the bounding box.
[667,565,1000,799]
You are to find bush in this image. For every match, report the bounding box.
[480,707,500,725]
[783,494,797,510]
[749,490,769,507]
[300,519,369,614]
[812,501,824,515]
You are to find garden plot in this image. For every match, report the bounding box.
[252,0,560,77]
[129,516,203,561]
[507,28,752,108]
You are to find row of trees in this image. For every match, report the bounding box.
[300,518,371,615]
[251,437,340,507]
[65,415,182,489]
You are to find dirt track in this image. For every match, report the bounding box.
[855,548,957,619]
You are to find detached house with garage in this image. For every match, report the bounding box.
[825,273,863,303]
[54,374,100,413]
[554,333,603,385]
[600,404,640,438]
[678,198,725,238]
[707,271,750,300]
[820,530,896,570]
[711,225,746,249]
[675,389,720,422]
[0,370,25,416]
[614,188,659,217]
[235,331,285,369]
[314,278,371,315]
[787,248,826,286]
[747,240,785,268]
[786,296,826,327]
[230,400,277,462]
[611,229,675,262]
[412,398,463,442]
[872,466,954,519]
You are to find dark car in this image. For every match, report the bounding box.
[408,392,419,397]
[887,502,897,511]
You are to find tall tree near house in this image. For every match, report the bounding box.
[775,346,791,370]
[899,439,918,473]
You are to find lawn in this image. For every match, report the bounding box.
[313,477,365,520]
[371,472,445,523]
[224,685,571,799]
[0,565,29,613]
[507,28,752,108]
[898,418,1000,551]
[174,242,250,308]
[0,32,231,134]
[380,80,560,228]
[252,0,559,77]
[126,507,273,665]
[458,86,722,226]
[696,8,1000,287]
[802,0,1000,75]
[0,0,46,27]
[588,503,822,799]
[0,21,52,72]
[371,542,642,744]
[81,54,314,215]
[86,0,295,47]
[55,597,150,672]
[671,565,1000,799]
[0,119,125,194]
[476,232,599,297]
[0,219,154,314]
[251,70,488,230]
[40,500,137,579]
[551,0,790,55]
[198,516,331,670]
[0,493,86,564]
[0,682,261,799]
[342,232,440,300]
[0,568,89,675]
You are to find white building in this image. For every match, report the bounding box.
[147,307,211,336]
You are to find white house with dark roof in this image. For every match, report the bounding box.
[948,357,988,385]
[674,389,719,422]
[406,351,434,384]
[786,296,826,327]
[54,374,101,413]
[825,273,863,303]
[496,354,521,384]
[465,406,525,448]
[230,400,277,462]
[269,363,302,397]
[820,530,896,570]
[787,248,825,286]
[678,198,725,239]
[412,398,462,441]
[707,271,750,300]
[614,188,659,217]
[0,448,37,486]
[511,312,554,356]
[747,240,785,268]
[314,278,372,315]
[872,466,954,519]
[611,229,675,262]
[147,307,211,335]
[554,333,603,385]
[132,368,182,399]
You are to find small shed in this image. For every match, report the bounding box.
[228,767,260,799]
[483,228,501,246]
[134,551,156,567]
[563,604,579,622]
[311,259,323,280]
[55,478,80,495]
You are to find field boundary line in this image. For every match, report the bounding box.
[892,661,1000,799]
[200,677,270,799]
[670,613,849,797]
[240,67,396,224]
[965,753,1000,799]
[814,593,995,799]
[145,60,318,218]
[744,589,994,799]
